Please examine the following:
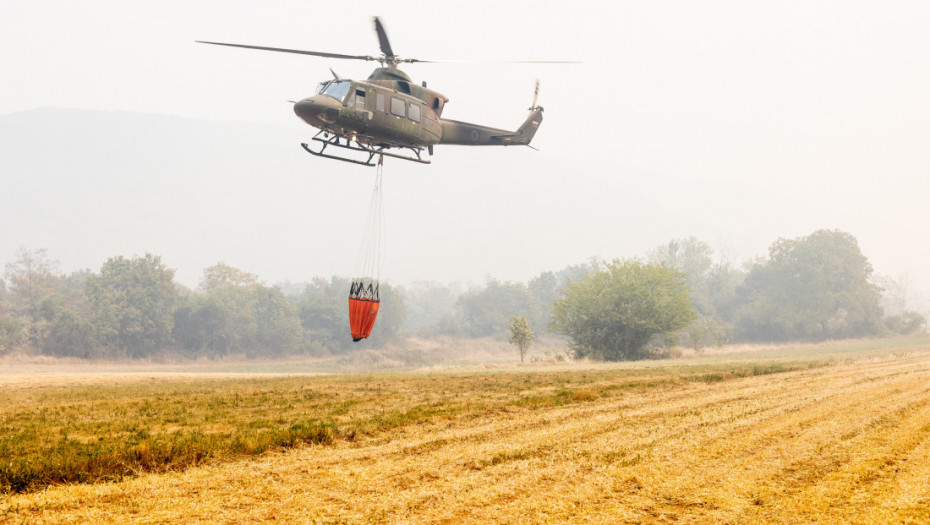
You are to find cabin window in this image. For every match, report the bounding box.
[355,89,366,109]
[376,93,385,112]
[322,80,352,102]
[408,103,420,123]
[390,97,406,117]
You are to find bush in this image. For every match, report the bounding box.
[550,259,696,361]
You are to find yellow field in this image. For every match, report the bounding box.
[2,338,930,524]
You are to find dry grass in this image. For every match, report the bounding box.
[0,336,559,379]
[2,336,930,523]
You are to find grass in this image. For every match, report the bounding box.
[1,354,836,494]
[2,335,930,523]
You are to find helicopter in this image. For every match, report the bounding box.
[197,17,567,166]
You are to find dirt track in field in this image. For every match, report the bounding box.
[3,347,930,524]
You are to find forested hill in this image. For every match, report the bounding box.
[0,107,350,284]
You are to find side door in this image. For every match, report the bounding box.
[346,86,373,129]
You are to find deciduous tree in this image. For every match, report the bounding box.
[294,277,350,353]
[174,263,303,357]
[734,230,883,341]
[85,254,178,357]
[456,279,529,337]
[507,315,535,363]
[3,247,60,321]
[550,259,695,361]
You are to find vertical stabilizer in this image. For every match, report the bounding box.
[514,106,544,145]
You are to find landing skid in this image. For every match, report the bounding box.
[301,140,377,166]
[300,133,431,166]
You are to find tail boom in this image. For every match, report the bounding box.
[439,107,543,146]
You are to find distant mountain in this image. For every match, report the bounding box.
[0,107,356,284]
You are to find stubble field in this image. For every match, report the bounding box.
[2,336,930,523]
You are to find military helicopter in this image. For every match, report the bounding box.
[198,17,568,166]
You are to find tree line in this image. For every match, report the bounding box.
[1,230,925,360]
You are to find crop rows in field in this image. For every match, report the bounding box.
[2,337,930,523]
[0,360,830,494]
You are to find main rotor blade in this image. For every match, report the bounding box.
[373,17,394,59]
[196,41,373,61]
[196,39,577,66]
[429,59,582,64]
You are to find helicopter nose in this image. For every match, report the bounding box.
[294,95,341,125]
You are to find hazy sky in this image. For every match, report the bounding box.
[2,1,929,310]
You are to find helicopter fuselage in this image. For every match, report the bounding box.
[294,68,448,151]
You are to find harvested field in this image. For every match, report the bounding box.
[2,337,930,523]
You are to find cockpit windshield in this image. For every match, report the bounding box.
[322,81,352,102]
[315,81,330,95]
